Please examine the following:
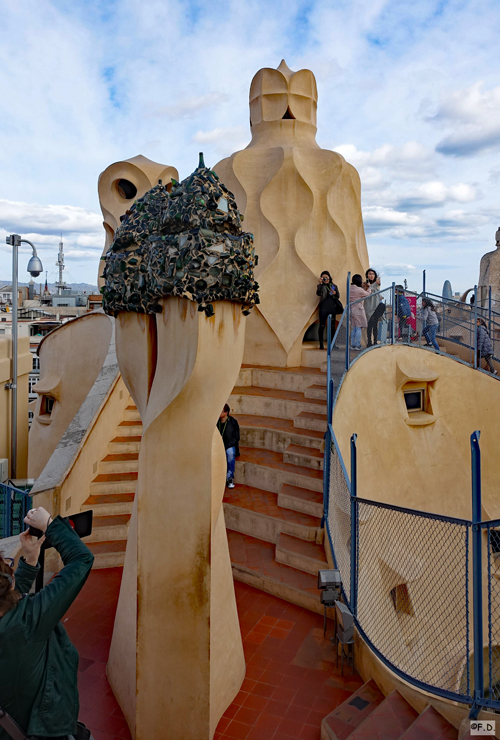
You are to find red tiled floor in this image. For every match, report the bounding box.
[65,568,362,740]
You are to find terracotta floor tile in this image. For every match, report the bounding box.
[224,719,252,739]
[234,706,260,726]
[299,724,321,740]
[279,716,306,736]
[67,569,363,740]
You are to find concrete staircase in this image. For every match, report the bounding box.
[225,345,344,615]
[82,401,141,568]
[321,678,472,739]
[79,343,344,593]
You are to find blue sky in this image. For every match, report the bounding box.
[0,0,499,294]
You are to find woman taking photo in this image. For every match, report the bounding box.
[316,271,342,350]
[0,507,94,740]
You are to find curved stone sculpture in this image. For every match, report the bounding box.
[215,60,369,366]
[97,155,179,289]
[478,226,500,309]
[104,158,255,739]
[101,155,259,318]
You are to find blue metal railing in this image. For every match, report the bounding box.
[0,482,31,539]
[327,283,500,382]
[324,423,500,713]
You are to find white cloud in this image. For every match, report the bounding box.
[150,93,228,120]
[0,0,498,293]
[381,263,417,276]
[430,82,500,156]
[0,200,102,236]
[395,181,479,209]
[336,141,431,168]
[192,126,249,155]
[363,206,421,231]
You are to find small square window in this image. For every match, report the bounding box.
[404,389,424,412]
[40,395,55,416]
[390,584,414,616]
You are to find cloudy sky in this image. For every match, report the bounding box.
[1,0,499,295]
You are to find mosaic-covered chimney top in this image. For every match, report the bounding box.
[101,154,259,317]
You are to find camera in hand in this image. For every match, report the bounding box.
[29,511,93,540]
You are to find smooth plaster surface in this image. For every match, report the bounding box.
[107,298,246,740]
[333,344,500,520]
[28,313,113,481]
[214,60,369,367]
[331,345,500,698]
[97,155,179,290]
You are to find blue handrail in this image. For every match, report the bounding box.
[324,425,500,710]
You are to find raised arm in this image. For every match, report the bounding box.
[21,514,94,641]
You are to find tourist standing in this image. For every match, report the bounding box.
[419,298,440,350]
[395,285,413,343]
[476,319,497,374]
[364,268,385,347]
[316,271,342,350]
[349,275,371,350]
[217,404,240,489]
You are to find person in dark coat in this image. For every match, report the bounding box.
[395,285,413,342]
[316,271,342,350]
[217,404,240,489]
[0,506,94,740]
[476,318,497,374]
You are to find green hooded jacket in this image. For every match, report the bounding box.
[0,516,94,739]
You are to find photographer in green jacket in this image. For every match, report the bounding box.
[0,506,94,740]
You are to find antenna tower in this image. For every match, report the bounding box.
[55,236,67,295]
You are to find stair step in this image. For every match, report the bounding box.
[283,443,324,470]
[98,452,139,474]
[237,447,323,494]
[227,529,327,614]
[235,413,324,449]
[223,484,320,542]
[108,436,142,454]
[348,690,418,739]
[301,346,328,368]
[87,539,127,569]
[230,385,326,420]
[293,411,327,432]
[242,366,327,392]
[278,484,323,518]
[304,384,328,400]
[123,405,141,421]
[322,679,385,739]
[86,514,131,542]
[275,532,327,575]
[400,705,458,739]
[117,420,143,437]
[81,492,135,516]
[90,471,138,495]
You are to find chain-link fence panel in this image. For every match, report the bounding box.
[0,483,31,538]
[327,434,351,606]
[355,499,471,700]
[485,524,500,704]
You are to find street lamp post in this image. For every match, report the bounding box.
[5,234,43,480]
